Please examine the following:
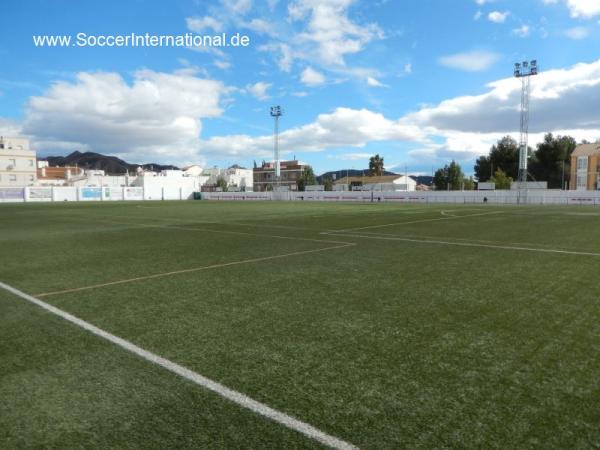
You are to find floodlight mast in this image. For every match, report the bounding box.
[514,60,538,184]
[270,106,283,183]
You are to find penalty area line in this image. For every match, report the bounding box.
[0,281,357,450]
[333,210,504,232]
[35,243,355,298]
[323,232,600,257]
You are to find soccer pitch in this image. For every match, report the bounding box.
[1,201,599,449]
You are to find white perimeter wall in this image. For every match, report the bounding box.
[201,190,600,205]
[3,187,600,206]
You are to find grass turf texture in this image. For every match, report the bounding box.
[1,201,599,449]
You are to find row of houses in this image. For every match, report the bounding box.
[0,137,255,191]
[3,136,600,191]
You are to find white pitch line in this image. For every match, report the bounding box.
[334,210,504,232]
[35,243,355,298]
[339,230,585,251]
[324,232,600,257]
[102,218,352,246]
[0,281,357,450]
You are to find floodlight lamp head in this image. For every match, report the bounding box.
[270,105,282,117]
[522,61,529,68]
[514,63,521,77]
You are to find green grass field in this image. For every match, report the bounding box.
[1,200,599,449]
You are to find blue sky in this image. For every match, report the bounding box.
[1,0,600,175]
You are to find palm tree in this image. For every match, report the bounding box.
[369,154,384,176]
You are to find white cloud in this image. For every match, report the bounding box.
[438,50,501,72]
[198,58,600,165]
[404,63,412,74]
[0,118,22,137]
[488,10,510,23]
[566,0,600,18]
[475,0,493,4]
[474,10,482,20]
[258,43,294,72]
[564,26,590,39]
[405,59,600,137]
[245,81,272,100]
[185,16,224,33]
[21,70,230,164]
[214,60,232,70]
[241,18,278,36]
[222,0,253,15]
[300,66,326,86]
[288,0,383,66]
[512,25,531,37]
[199,107,425,157]
[366,76,387,88]
[328,152,372,161]
[8,56,600,171]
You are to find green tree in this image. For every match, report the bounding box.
[529,133,576,189]
[369,154,384,176]
[297,166,316,191]
[463,176,475,191]
[215,176,228,192]
[323,177,334,191]
[489,169,513,189]
[474,136,520,182]
[433,160,465,190]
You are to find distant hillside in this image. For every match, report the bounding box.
[316,169,398,184]
[412,175,433,186]
[41,151,179,174]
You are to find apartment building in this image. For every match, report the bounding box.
[570,143,600,190]
[0,137,36,186]
[253,160,310,192]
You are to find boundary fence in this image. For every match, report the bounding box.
[2,186,600,205]
[0,186,197,203]
[201,190,600,205]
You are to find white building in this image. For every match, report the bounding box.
[182,165,204,177]
[221,166,253,191]
[70,170,134,187]
[0,137,36,186]
[131,168,205,199]
[334,174,417,191]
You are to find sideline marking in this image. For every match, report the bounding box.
[323,232,600,257]
[334,210,503,232]
[0,281,357,450]
[35,243,355,298]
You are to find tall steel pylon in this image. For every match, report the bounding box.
[514,60,538,183]
[270,105,283,182]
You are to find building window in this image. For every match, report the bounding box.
[29,159,34,167]
[9,158,16,166]
[29,175,35,182]
[577,174,587,189]
[9,174,17,182]
[577,156,588,171]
